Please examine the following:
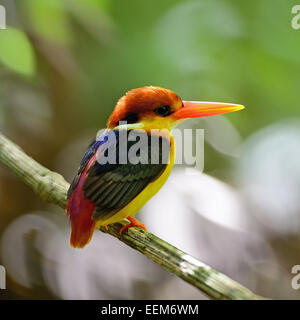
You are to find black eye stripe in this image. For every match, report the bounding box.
[120,113,139,124]
[154,105,172,117]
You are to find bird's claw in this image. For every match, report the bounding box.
[119,216,147,235]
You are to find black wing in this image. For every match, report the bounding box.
[82,129,170,222]
[67,139,104,198]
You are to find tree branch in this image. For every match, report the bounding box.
[0,132,266,300]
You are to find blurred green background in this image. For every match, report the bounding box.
[0,0,300,300]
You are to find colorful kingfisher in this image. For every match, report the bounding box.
[67,86,244,248]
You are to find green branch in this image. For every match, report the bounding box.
[0,132,266,300]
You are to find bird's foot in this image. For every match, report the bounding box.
[119,216,147,235]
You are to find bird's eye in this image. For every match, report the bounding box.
[154,105,172,117]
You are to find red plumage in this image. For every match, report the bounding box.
[107,86,181,128]
[66,156,96,248]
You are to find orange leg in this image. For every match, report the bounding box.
[105,224,108,231]
[119,216,147,235]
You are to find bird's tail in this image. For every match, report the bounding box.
[67,190,96,248]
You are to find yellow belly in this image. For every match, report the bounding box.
[96,136,175,226]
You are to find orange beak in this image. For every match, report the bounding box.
[173,101,245,119]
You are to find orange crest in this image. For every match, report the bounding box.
[107,86,182,128]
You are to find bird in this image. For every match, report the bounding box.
[66,86,244,248]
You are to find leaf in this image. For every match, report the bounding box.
[0,27,35,76]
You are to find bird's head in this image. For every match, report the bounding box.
[107,86,244,131]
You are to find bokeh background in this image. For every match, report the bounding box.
[0,0,300,299]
